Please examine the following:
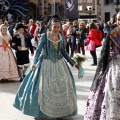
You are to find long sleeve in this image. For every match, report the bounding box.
[87,29,97,40]
[11,36,18,50]
[81,28,88,40]
[33,34,46,64]
[61,35,76,66]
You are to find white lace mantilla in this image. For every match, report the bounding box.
[38,59,77,117]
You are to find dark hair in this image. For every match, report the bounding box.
[68,21,73,26]
[111,14,117,24]
[42,15,62,33]
[16,23,27,30]
[89,22,98,30]
[41,21,45,26]
[51,18,61,24]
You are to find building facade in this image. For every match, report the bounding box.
[78,0,98,22]
[1,0,111,23]
[101,0,117,22]
[0,0,66,22]
[29,0,66,21]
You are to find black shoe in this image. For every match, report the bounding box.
[0,79,6,83]
[19,78,23,82]
[23,75,26,78]
[91,63,97,66]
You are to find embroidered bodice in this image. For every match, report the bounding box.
[110,39,120,55]
[34,33,75,66]
[110,28,120,56]
[44,33,62,62]
[0,34,11,45]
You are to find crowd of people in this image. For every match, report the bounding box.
[0,12,120,120]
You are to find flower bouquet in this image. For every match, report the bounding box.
[72,53,86,79]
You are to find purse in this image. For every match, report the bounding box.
[86,40,95,51]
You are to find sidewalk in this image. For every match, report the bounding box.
[0,47,101,120]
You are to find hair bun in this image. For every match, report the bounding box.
[52,15,60,20]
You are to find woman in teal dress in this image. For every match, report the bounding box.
[13,15,79,120]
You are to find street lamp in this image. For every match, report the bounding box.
[86,7,95,15]
[114,0,120,13]
[85,7,95,22]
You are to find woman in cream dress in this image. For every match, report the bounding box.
[0,24,19,81]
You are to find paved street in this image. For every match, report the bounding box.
[0,47,101,120]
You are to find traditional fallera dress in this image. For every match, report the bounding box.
[0,34,19,80]
[13,33,77,118]
[84,27,120,120]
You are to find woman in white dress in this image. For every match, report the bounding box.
[0,24,19,82]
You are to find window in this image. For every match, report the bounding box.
[86,6,93,9]
[105,12,110,22]
[78,6,83,11]
[97,0,102,4]
[87,0,92,3]
[110,0,114,3]
[113,0,120,4]
[79,0,83,3]
[104,0,110,4]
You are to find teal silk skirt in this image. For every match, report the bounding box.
[13,58,77,118]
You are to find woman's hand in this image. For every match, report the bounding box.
[74,63,79,69]
[31,64,36,71]
[18,46,22,50]
[76,31,81,34]
[11,42,16,46]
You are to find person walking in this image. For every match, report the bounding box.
[27,19,36,48]
[0,24,19,82]
[66,22,73,55]
[76,21,88,55]
[86,22,102,65]
[62,23,69,54]
[11,23,34,82]
[70,20,78,57]
[13,15,79,120]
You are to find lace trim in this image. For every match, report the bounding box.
[38,59,77,117]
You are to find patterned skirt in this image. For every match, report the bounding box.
[13,58,77,118]
[84,55,120,120]
[0,47,19,80]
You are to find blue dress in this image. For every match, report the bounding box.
[13,33,77,118]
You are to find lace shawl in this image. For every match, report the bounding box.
[90,33,110,91]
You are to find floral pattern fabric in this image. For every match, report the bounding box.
[85,28,120,119]
[0,35,19,80]
[85,55,120,120]
[0,47,19,79]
